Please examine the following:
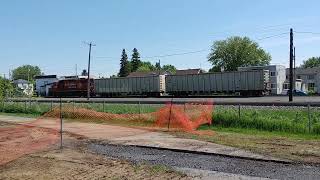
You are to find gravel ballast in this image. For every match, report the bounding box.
[88,143,320,180]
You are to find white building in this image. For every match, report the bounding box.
[238,65,286,95]
[12,79,34,96]
[286,67,320,94]
[35,75,58,96]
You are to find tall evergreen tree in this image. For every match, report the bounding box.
[119,49,130,77]
[131,48,141,72]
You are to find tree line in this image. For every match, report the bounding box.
[118,48,176,77]
[6,37,320,82]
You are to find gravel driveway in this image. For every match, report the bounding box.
[88,143,320,180]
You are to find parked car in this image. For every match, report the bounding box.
[287,89,308,96]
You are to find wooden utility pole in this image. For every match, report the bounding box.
[293,46,296,90]
[289,28,294,102]
[158,59,161,75]
[85,42,96,100]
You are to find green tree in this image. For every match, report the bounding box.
[301,57,320,68]
[208,36,271,72]
[118,49,131,77]
[162,64,176,74]
[131,48,141,72]
[155,61,161,70]
[0,77,14,100]
[136,61,156,72]
[12,65,41,82]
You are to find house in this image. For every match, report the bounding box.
[285,67,320,94]
[35,75,58,96]
[12,79,34,96]
[127,71,171,78]
[175,68,205,75]
[238,65,286,95]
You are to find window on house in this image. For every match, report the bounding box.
[283,83,289,89]
[296,75,301,79]
[308,83,315,91]
[271,83,276,89]
[270,71,276,77]
[308,75,315,80]
[286,75,288,79]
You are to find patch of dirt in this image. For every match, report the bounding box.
[0,145,189,180]
[0,121,59,165]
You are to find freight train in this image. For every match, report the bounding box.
[47,70,270,97]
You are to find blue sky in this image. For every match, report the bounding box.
[1,0,319,78]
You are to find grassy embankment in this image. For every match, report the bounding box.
[1,101,320,163]
[1,101,320,135]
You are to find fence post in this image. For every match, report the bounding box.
[308,103,311,133]
[0,101,2,112]
[168,98,173,130]
[24,100,27,112]
[60,98,63,149]
[238,104,241,120]
[1,100,4,112]
[138,101,141,119]
[73,100,75,115]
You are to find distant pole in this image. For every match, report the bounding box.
[289,28,294,102]
[27,68,30,82]
[293,46,296,90]
[75,64,78,76]
[60,97,63,149]
[158,59,161,75]
[85,42,96,100]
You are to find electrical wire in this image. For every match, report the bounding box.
[256,32,288,41]
[294,31,320,35]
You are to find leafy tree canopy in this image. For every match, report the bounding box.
[12,65,41,82]
[301,57,320,68]
[0,77,14,100]
[136,61,156,72]
[208,36,271,72]
[162,64,176,74]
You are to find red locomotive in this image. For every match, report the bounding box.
[49,79,94,97]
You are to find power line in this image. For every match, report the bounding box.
[95,49,210,60]
[294,31,320,35]
[256,32,288,41]
[142,49,210,59]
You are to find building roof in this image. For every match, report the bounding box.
[175,69,204,75]
[34,75,57,79]
[238,65,286,71]
[286,67,320,75]
[127,71,170,77]
[13,79,30,84]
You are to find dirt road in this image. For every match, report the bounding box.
[0,140,188,180]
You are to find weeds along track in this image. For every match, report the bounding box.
[40,102,214,133]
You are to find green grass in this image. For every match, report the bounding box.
[75,102,162,114]
[211,106,320,135]
[0,101,162,115]
[0,101,52,116]
[1,101,320,135]
[200,125,320,140]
